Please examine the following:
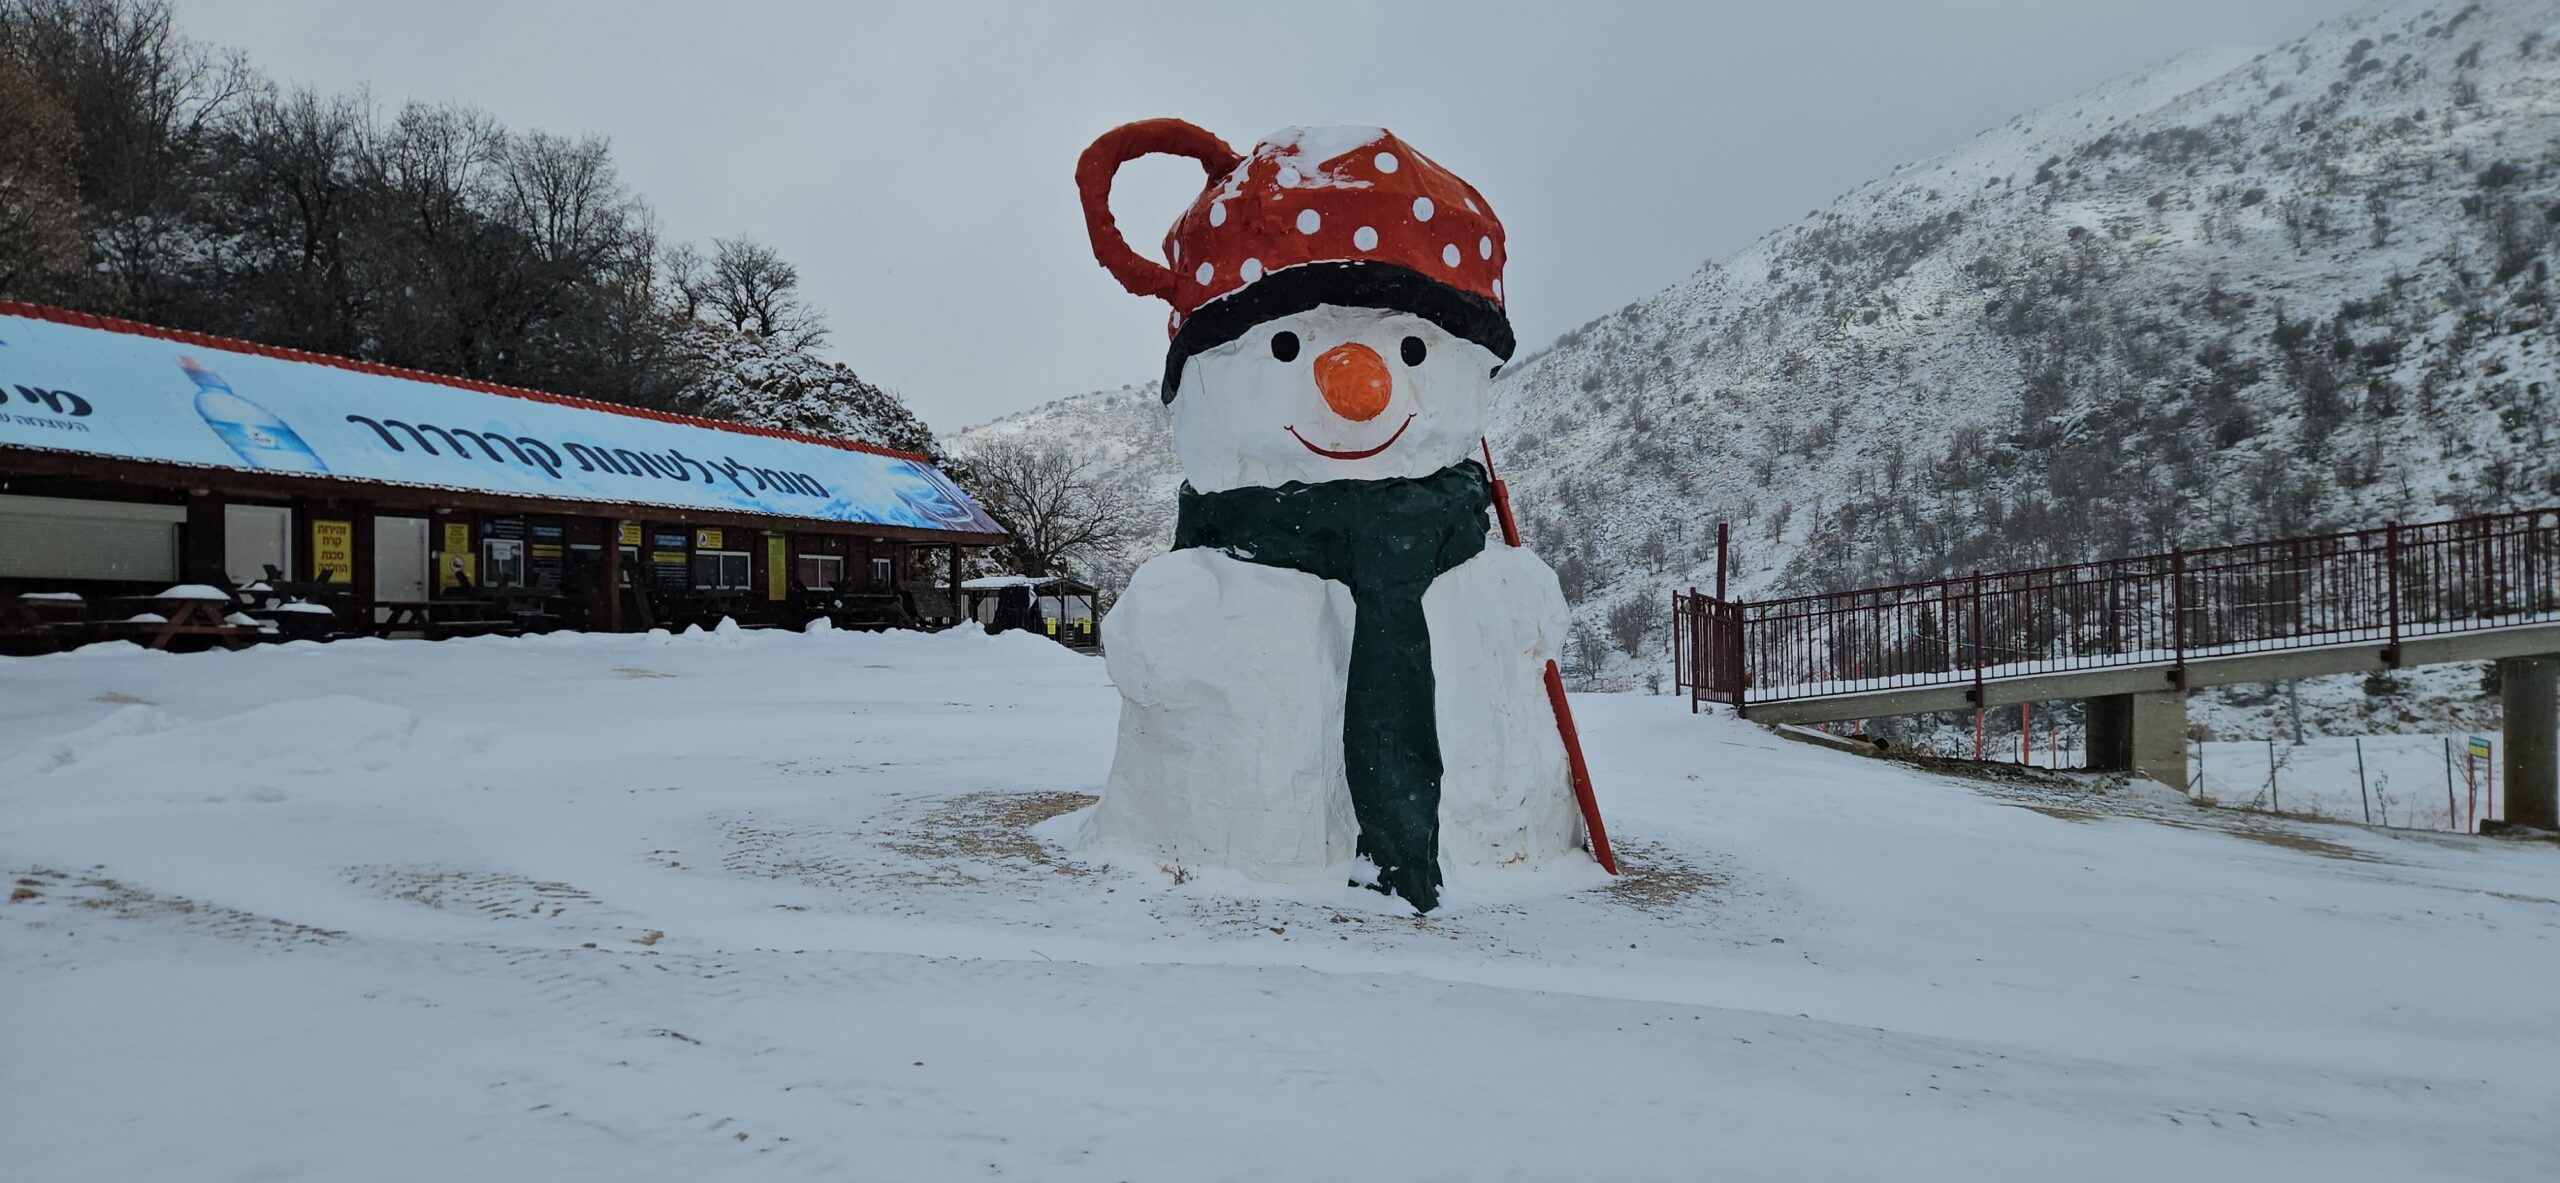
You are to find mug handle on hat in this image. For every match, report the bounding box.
[1075,119,1242,302]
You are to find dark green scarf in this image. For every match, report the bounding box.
[1174,460,1493,913]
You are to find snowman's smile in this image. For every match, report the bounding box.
[1285,414,1416,460]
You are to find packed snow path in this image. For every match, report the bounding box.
[4,627,2556,1181]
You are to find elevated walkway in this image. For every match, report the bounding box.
[1674,508,2560,825]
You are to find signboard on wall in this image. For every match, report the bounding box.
[617,521,642,547]
[438,521,474,590]
[0,306,1003,536]
[766,534,787,601]
[649,531,689,594]
[695,528,724,550]
[529,521,564,589]
[310,519,353,582]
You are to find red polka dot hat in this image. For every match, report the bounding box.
[1076,119,1513,401]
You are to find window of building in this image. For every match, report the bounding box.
[796,554,844,588]
[481,537,525,587]
[871,557,894,586]
[694,549,752,589]
[0,494,183,582]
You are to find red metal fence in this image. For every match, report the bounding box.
[1673,507,2560,712]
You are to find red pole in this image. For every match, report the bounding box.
[1484,437,1612,874]
[2021,701,2031,765]
[1480,438,1521,547]
[1544,660,1617,874]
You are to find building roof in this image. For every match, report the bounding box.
[0,301,1005,540]
[961,574,1098,594]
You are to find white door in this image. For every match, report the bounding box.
[223,504,292,586]
[374,516,430,609]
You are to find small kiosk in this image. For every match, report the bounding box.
[960,574,1100,649]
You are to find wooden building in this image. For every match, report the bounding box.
[0,301,1005,634]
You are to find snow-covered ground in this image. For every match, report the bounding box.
[5,627,2558,1180]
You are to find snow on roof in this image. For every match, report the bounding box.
[0,302,1006,538]
[961,575,1093,590]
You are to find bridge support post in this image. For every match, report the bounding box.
[2085,690,2188,792]
[2499,657,2558,830]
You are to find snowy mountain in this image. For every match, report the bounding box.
[963,0,2560,690]
[1498,0,2560,685]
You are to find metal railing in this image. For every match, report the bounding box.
[1673,508,2560,711]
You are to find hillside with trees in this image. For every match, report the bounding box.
[0,0,941,458]
[1495,0,2560,690]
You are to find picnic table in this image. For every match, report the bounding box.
[479,586,568,633]
[247,565,352,605]
[96,585,261,651]
[251,600,344,641]
[374,598,520,640]
[800,588,912,631]
[2,592,91,653]
[690,588,747,626]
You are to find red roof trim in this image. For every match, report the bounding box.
[0,299,936,464]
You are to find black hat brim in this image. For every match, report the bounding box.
[1161,261,1515,403]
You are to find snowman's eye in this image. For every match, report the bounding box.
[1270,331,1301,362]
[1400,336,1427,367]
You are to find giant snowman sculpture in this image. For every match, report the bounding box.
[1072,120,1611,912]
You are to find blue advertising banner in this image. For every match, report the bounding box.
[0,307,1003,537]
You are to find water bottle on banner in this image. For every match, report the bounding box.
[183,355,329,474]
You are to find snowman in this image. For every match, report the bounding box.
[1071,120,1608,912]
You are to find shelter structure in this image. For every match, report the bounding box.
[0,302,1005,636]
[960,574,1099,648]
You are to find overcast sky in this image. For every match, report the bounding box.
[176,0,2370,431]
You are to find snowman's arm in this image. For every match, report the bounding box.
[1470,538,1571,665]
[1103,548,1348,707]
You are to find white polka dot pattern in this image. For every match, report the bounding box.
[1152,128,1505,330]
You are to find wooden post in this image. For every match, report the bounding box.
[947,545,962,627]
[602,524,623,632]
[2169,546,2187,689]
[1715,522,1728,601]
[2384,521,2402,668]
[2499,657,2558,830]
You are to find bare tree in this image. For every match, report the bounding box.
[499,129,630,269]
[704,235,823,348]
[0,56,99,302]
[958,437,1140,579]
[1,0,251,313]
[661,240,708,320]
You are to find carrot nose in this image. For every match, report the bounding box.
[1313,342,1392,422]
